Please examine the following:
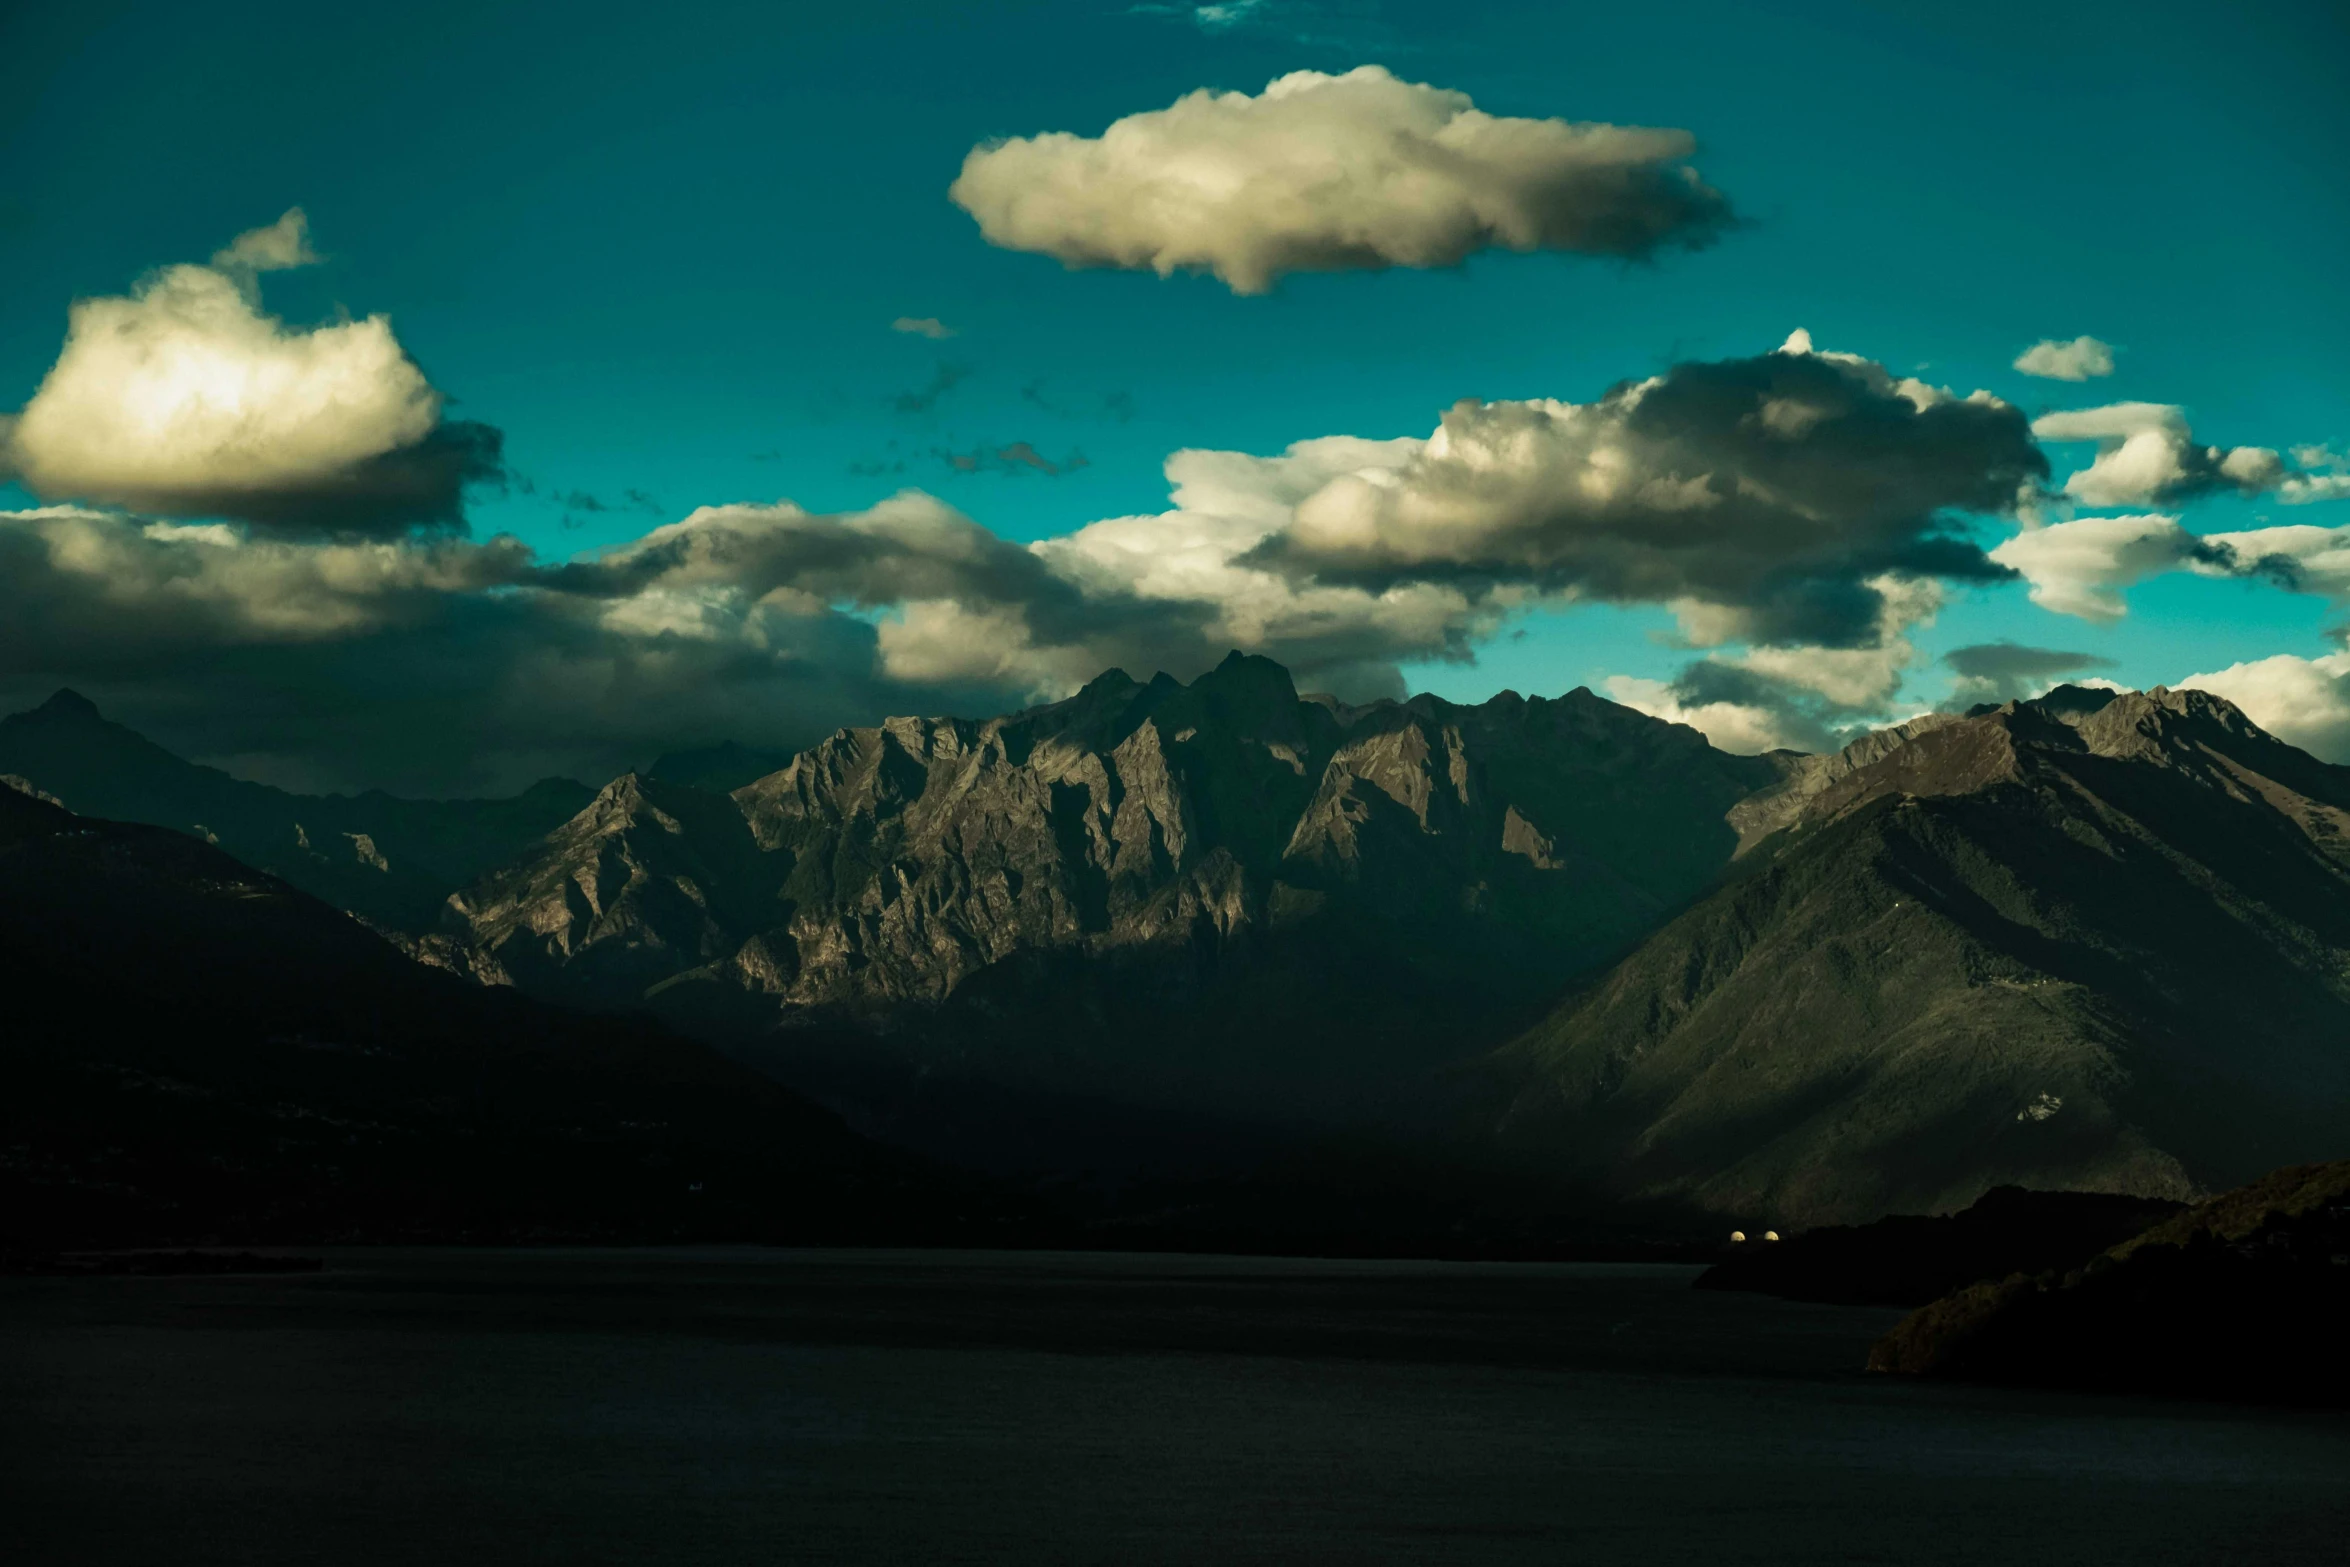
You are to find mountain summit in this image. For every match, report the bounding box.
[1493,685,2350,1226]
[429,656,1782,1150]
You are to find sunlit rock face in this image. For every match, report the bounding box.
[435,652,1780,1108]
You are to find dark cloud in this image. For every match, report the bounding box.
[1252,340,2044,648]
[1020,380,1072,418]
[0,480,1507,792]
[890,362,972,415]
[117,419,509,540]
[551,486,664,520]
[1942,641,2115,707]
[1023,381,1138,425]
[0,501,1206,794]
[934,443,1089,477]
[1656,659,1862,754]
[2032,404,2298,509]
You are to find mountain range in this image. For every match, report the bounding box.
[1496,685,2350,1223]
[8,660,2350,1234]
[0,690,591,930]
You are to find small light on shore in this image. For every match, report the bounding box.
[1728,1230,1746,1243]
[1763,1230,1781,1242]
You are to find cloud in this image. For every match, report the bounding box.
[1603,575,1942,753]
[1022,380,1137,423]
[1941,641,2115,707]
[0,335,2082,790]
[1601,672,1807,754]
[0,466,1468,791]
[2197,521,2350,597]
[2178,652,2350,762]
[2012,336,2115,382]
[949,66,1732,295]
[1130,0,1401,49]
[996,441,1079,475]
[1987,513,2216,619]
[1987,511,2348,620]
[891,316,956,339]
[210,208,321,280]
[936,441,1090,477]
[2280,445,2350,505]
[0,212,501,538]
[1255,330,2043,647]
[890,361,971,414]
[2026,402,2350,509]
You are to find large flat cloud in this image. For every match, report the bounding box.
[1256,330,2044,647]
[1941,641,2115,707]
[949,66,1732,295]
[0,211,501,537]
[0,477,1491,792]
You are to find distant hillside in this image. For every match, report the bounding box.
[1493,687,2350,1227]
[425,653,1783,1155]
[1869,1159,2350,1403]
[0,690,593,930]
[0,780,944,1248]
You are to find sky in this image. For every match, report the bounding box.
[3,0,2347,793]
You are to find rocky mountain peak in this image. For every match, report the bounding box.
[30,688,102,723]
[436,654,1784,1083]
[2066,684,2264,758]
[1732,683,2324,855]
[1498,671,2350,1227]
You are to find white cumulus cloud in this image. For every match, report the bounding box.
[0,211,496,537]
[2012,336,2115,381]
[949,66,1732,295]
[1987,513,2214,620]
[2178,651,2350,762]
[2026,401,2350,510]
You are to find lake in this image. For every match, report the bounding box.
[2,1248,2344,1564]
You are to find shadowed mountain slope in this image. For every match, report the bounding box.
[0,690,593,930]
[1869,1159,2350,1402]
[0,781,942,1248]
[1493,687,2350,1228]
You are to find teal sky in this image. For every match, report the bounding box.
[3,0,2347,787]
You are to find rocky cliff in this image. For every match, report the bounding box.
[433,653,1781,1130]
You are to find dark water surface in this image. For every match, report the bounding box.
[3,1248,2344,1564]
